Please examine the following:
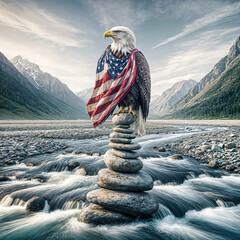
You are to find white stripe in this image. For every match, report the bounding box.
[91,63,135,123]
[90,53,136,124]
[96,63,110,81]
[91,77,133,123]
[87,67,132,113]
[87,68,132,112]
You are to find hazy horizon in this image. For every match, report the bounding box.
[0,0,240,95]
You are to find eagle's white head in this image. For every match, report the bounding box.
[104,26,136,57]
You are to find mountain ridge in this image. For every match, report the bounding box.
[0,52,87,120]
[173,36,240,111]
[11,56,86,115]
[150,79,197,117]
[167,47,240,119]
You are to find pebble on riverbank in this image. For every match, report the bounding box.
[170,129,240,174]
[0,121,177,167]
[0,135,69,166]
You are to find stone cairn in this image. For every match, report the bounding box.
[78,113,159,224]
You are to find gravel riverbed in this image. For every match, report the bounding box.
[0,120,177,167]
[171,129,240,174]
[0,120,239,174]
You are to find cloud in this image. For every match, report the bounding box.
[152,1,240,48]
[0,0,87,47]
[151,27,240,95]
[87,0,152,29]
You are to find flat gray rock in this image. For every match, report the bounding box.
[78,204,134,224]
[104,150,142,172]
[97,169,153,191]
[109,142,141,151]
[26,197,46,212]
[112,113,135,125]
[110,138,131,144]
[113,127,134,134]
[116,125,130,129]
[110,132,135,139]
[87,189,159,217]
[112,149,139,159]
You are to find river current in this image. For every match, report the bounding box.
[0,125,239,240]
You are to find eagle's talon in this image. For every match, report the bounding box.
[128,106,138,118]
[114,106,126,115]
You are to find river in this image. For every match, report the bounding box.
[0,125,239,240]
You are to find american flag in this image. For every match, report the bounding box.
[86,45,138,127]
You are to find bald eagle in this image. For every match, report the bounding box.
[104,26,151,136]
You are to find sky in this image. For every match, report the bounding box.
[0,0,240,96]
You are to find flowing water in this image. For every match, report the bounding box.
[0,126,239,240]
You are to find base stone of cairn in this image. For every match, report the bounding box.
[78,113,158,224]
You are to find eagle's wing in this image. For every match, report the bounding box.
[135,51,151,120]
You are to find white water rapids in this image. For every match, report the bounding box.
[0,126,239,240]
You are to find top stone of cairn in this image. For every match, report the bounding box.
[112,113,136,125]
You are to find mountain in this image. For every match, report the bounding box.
[11,56,86,115]
[0,52,87,120]
[151,95,160,102]
[76,87,93,104]
[173,36,240,111]
[150,80,196,117]
[167,54,240,119]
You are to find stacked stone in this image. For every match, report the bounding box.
[78,113,158,224]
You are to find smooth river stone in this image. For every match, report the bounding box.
[78,204,134,224]
[112,113,135,125]
[116,125,130,129]
[112,149,139,159]
[110,138,131,144]
[97,169,153,191]
[104,150,142,172]
[109,142,141,151]
[113,127,134,134]
[87,188,159,217]
[110,132,135,139]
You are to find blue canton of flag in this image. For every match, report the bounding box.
[96,45,130,79]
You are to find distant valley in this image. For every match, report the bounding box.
[167,36,240,119]
[0,35,239,120]
[149,79,197,118]
[0,53,87,120]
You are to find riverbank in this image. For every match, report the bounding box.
[171,129,240,174]
[0,120,239,172]
[0,122,239,240]
[0,120,177,166]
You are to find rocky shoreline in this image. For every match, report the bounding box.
[1,120,239,175]
[0,134,69,166]
[170,129,240,174]
[0,120,177,167]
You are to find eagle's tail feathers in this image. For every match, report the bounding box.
[134,106,146,136]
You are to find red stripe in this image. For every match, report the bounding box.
[92,60,136,126]
[87,84,122,117]
[87,49,138,127]
[87,66,129,105]
[93,72,136,128]
[94,73,112,89]
[91,73,132,117]
[94,55,137,126]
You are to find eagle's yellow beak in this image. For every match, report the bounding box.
[104,30,117,39]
